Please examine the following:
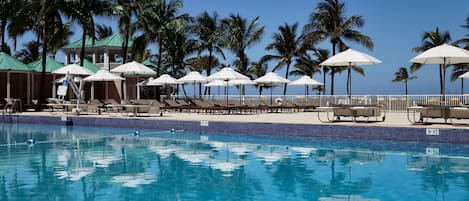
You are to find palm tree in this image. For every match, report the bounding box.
[392,67,417,95]
[292,49,330,95]
[0,0,22,52]
[412,27,451,95]
[262,23,303,95]
[221,14,265,79]
[249,60,268,95]
[454,15,469,49]
[451,64,469,94]
[194,11,225,95]
[95,24,113,40]
[63,0,111,66]
[304,0,373,95]
[15,41,40,63]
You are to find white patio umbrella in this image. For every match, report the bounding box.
[111,61,157,100]
[204,80,227,96]
[288,76,324,98]
[83,70,124,100]
[229,79,256,102]
[254,72,290,104]
[460,71,469,79]
[320,48,382,102]
[178,71,207,98]
[411,44,469,98]
[52,64,93,75]
[208,67,251,104]
[147,74,179,86]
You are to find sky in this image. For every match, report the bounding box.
[9,0,469,96]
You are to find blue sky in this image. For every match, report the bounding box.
[10,0,469,95]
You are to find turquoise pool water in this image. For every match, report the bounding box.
[0,123,467,201]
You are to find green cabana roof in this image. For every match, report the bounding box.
[28,56,64,72]
[75,59,100,73]
[0,52,32,71]
[62,37,94,49]
[96,34,133,48]
[63,34,132,49]
[143,59,166,74]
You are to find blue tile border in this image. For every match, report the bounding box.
[1,114,468,144]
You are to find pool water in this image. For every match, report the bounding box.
[0,123,467,201]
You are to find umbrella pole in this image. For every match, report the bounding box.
[105,81,109,100]
[270,86,273,106]
[442,58,447,103]
[348,64,352,104]
[193,82,196,99]
[91,82,94,100]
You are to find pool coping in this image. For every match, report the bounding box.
[1,114,468,144]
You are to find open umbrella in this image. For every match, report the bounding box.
[83,70,124,100]
[254,72,290,105]
[178,71,207,98]
[460,71,469,79]
[204,80,227,96]
[320,48,382,102]
[411,44,469,99]
[111,61,157,100]
[288,76,324,98]
[208,67,250,105]
[145,74,180,100]
[52,64,93,75]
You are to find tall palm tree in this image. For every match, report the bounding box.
[304,0,373,95]
[249,60,268,95]
[194,11,225,95]
[392,67,417,95]
[221,14,265,78]
[95,24,113,40]
[262,23,303,95]
[15,41,40,63]
[412,27,451,95]
[0,0,22,52]
[63,0,111,66]
[454,15,469,49]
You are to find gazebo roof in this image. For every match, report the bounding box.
[28,56,64,72]
[0,52,32,71]
[62,34,133,50]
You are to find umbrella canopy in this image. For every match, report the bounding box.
[289,76,324,86]
[52,64,93,75]
[208,67,250,81]
[410,44,469,64]
[460,71,469,79]
[147,74,179,86]
[83,70,124,81]
[411,44,469,98]
[75,59,100,73]
[320,49,381,101]
[320,49,382,66]
[111,61,157,77]
[289,76,324,97]
[254,72,290,85]
[204,80,228,87]
[228,79,256,86]
[178,71,207,83]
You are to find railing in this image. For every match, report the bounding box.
[164,94,469,112]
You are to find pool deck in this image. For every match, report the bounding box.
[2,111,468,144]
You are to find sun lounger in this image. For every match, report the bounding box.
[318,104,385,122]
[407,104,450,124]
[448,107,469,125]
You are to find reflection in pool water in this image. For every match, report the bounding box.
[0,123,467,201]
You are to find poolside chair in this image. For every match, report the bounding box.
[415,104,450,123]
[448,106,469,125]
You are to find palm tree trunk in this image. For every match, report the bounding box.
[323,67,327,95]
[283,62,290,95]
[0,19,5,52]
[259,86,263,96]
[38,16,49,111]
[461,78,464,95]
[330,43,336,95]
[80,26,86,66]
[155,38,163,99]
[405,81,408,96]
[122,23,130,64]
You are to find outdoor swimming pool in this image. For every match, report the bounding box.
[0,123,467,201]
